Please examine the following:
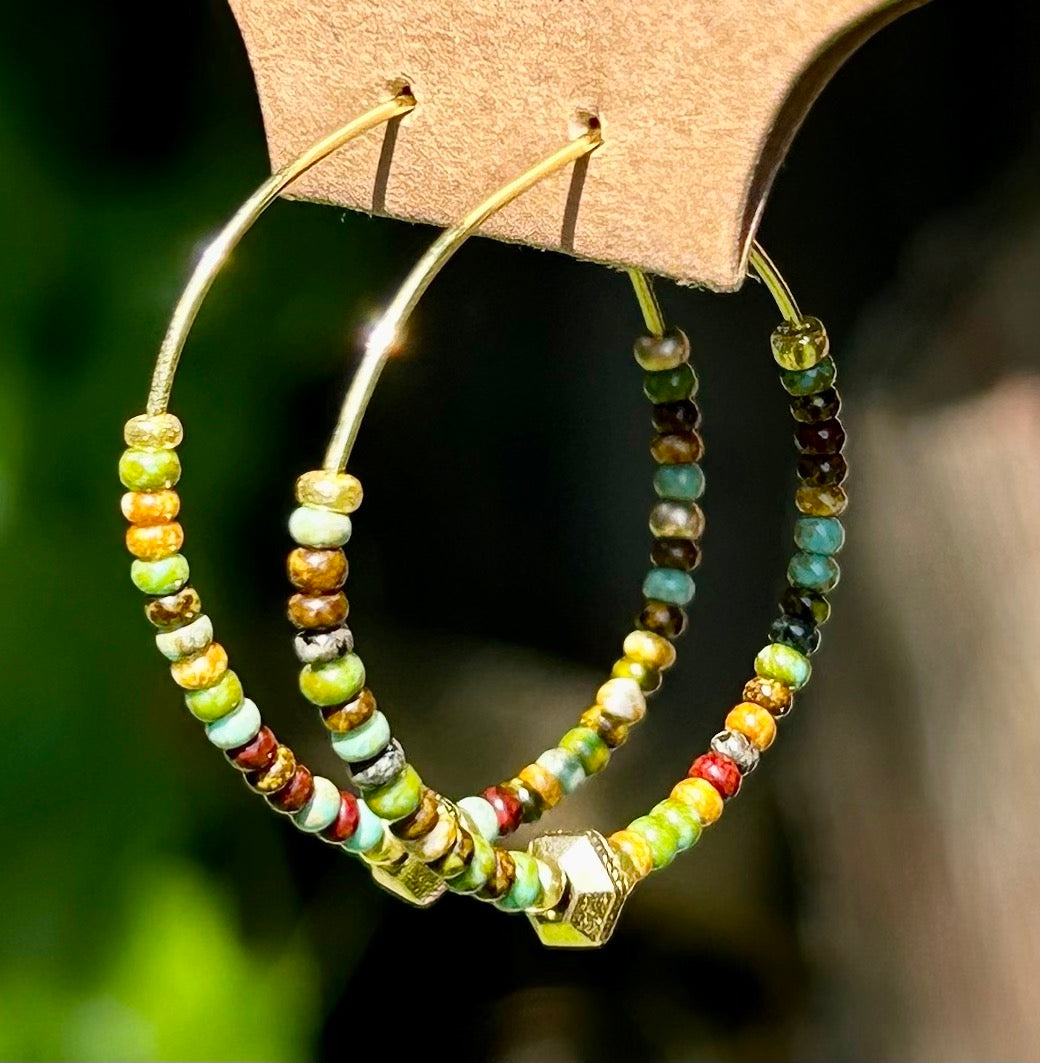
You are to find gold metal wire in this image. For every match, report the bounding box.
[748,242,802,324]
[626,268,666,337]
[146,91,417,415]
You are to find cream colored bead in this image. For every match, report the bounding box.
[595,677,646,725]
[622,629,676,671]
[295,470,363,514]
[124,412,183,448]
[155,614,213,660]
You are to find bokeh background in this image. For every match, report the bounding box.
[2,1,1040,1059]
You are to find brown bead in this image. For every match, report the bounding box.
[287,592,348,630]
[795,484,849,517]
[287,548,347,593]
[249,744,296,793]
[797,452,848,487]
[121,489,180,525]
[229,726,278,772]
[650,400,701,434]
[650,430,704,464]
[429,824,475,878]
[650,537,701,571]
[391,788,441,841]
[790,387,841,423]
[742,676,794,717]
[267,765,314,812]
[579,706,630,749]
[637,599,687,639]
[321,688,376,733]
[476,848,516,902]
[145,585,202,629]
[170,642,228,690]
[794,418,845,455]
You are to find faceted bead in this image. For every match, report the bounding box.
[653,464,704,501]
[797,453,849,487]
[448,829,497,893]
[294,470,363,514]
[529,857,567,914]
[641,568,694,606]
[170,642,228,690]
[294,626,354,664]
[392,788,441,841]
[743,676,794,717]
[496,852,543,911]
[649,500,704,540]
[476,848,516,902]
[155,614,213,660]
[330,710,391,762]
[643,364,697,404]
[287,548,347,592]
[771,315,829,370]
[119,448,181,491]
[293,775,342,832]
[650,537,701,572]
[126,521,184,561]
[299,653,366,706]
[622,629,676,671]
[608,829,654,880]
[788,551,840,593]
[794,516,845,555]
[205,697,262,750]
[754,643,812,690]
[249,744,296,793]
[229,726,277,772]
[651,400,701,434]
[321,688,376,733]
[710,729,760,774]
[595,677,647,724]
[649,798,703,851]
[633,328,690,371]
[344,798,388,852]
[287,592,349,630]
[457,795,500,842]
[121,489,180,525]
[184,670,243,722]
[481,785,524,835]
[578,706,630,749]
[365,764,423,821]
[650,431,704,464]
[518,763,564,810]
[351,740,407,793]
[558,727,610,775]
[794,418,846,455]
[636,600,687,639]
[780,356,836,396]
[322,791,361,842]
[689,752,742,799]
[416,805,462,866]
[725,703,778,751]
[267,765,314,813]
[536,748,586,794]
[131,555,189,596]
[124,413,184,449]
[790,386,841,423]
[670,777,724,825]
[145,586,201,629]
[627,814,680,869]
[288,505,352,549]
[781,587,831,626]
[795,484,848,517]
[769,614,821,655]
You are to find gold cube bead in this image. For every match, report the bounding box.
[295,470,363,514]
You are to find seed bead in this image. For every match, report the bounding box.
[650,538,701,571]
[121,490,180,525]
[780,356,836,396]
[622,629,677,671]
[321,688,376,733]
[670,777,724,825]
[688,752,742,799]
[650,431,704,465]
[643,364,697,404]
[249,745,297,793]
[770,315,829,370]
[131,555,189,596]
[155,614,213,660]
[742,676,794,717]
[781,587,831,626]
[797,453,849,487]
[321,792,360,843]
[578,706,630,749]
[170,642,228,690]
[651,400,701,433]
[517,763,564,810]
[649,799,703,851]
[754,643,812,690]
[126,522,184,561]
[608,830,654,881]
[641,568,694,606]
[365,764,423,821]
[267,766,314,813]
[124,413,183,448]
[294,626,354,664]
[204,698,261,750]
[287,592,349,630]
[146,586,202,629]
[627,814,680,869]
[295,470,363,514]
[795,484,849,517]
[287,548,347,592]
[185,670,243,722]
[724,703,777,750]
[119,448,181,491]
[768,614,820,656]
[637,600,687,639]
[710,729,760,774]
[633,328,690,371]
[557,727,610,775]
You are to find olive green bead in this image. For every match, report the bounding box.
[611,657,661,694]
[119,448,182,491]
[184,670,244,722]
[650,798,703,851]
[298,653,366,707]
[754,642,812,690]
[633,329,690,371]
[130,554,189,596]
[365,764,423,821]
[770,315,829,370]
[627,814,680,869]
[558,727,610,775]
[643,364,698,404]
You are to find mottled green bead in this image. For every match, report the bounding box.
[447,830,496,893]
[610,657,661,694]
[780,357,836,396]
[298,653,366,707]
[184,669,244,722]
[770,315,829,370]
[558,727,610,775]
[787,551,840,592]
[650,798,703,851]
[653,463,704,501]
[364,764,422,821]
[288,505,353,549]
[628,814,680,869]
[119,447,182,491]
[131,554,189,596]
[642,567,695,605]
[495,851,542,911]
[754,642,812,690]
[794,516,845,555]
[643,364,697,404]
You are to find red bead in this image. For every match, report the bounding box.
[481,785,524,835]
[267,765,314,813]
[688,752,742,799]
[228,726,277,772]
[322,791,360,842]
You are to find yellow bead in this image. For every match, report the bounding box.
[124,413,183,448]
[608,829,654,880]
[725,702,778,750]
[125,521,184,560]
[295,470,363,514]
[670,777,724,826]
[170,642,229,690]
[121,490,180,525]
[518,763,564,810]
[621,629,677,671]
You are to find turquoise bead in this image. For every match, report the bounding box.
[204,698,262,750]
[299,653,366,707]
[653,464,704,501]
[457,795,500,842]
[535,748,586,794]
[755,642,812,690]
[780,356,836,396]
[131,554,189,596]
[293,776,341,832]
[288,505,352,548]
[642,567,695,605]
[330,711,391,762]
[794,516,844,555]
[343,798,385,853]
[496,852,542,911]
[650,798,702,851]
[787,551,840,592]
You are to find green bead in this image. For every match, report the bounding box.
[288,505,352,549]
[364,764,422,821]
[611,657,661,694]
[130,554,189,596]
[642,567,695,605]
[119,447,182,491]
[628,814,680,869]
[495,851,542,911]
[770,316,829,370]
[780,357,836,396]
[185,670,244,722]
[535,748,586,794]
[447,831,496,893]
[643,364,697,404]
[794,516,845,555]
[558,727,610,775]
[754,642,812,690]
[653,463,704,501]
[787,551,840,592]
[298,653,366,707]
[650,798,703,851]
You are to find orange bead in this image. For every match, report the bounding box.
[608,829,654,880]
[121,490,180,525]
[287,548,347,593]
[725,702,778,750]
[517,763,563,810]
[125,521,184,560]
[670,777,724,826]
[170,642,229,690]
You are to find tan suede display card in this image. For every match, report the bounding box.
[227,0,922,290]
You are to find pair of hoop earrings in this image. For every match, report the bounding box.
[120,90,848,948]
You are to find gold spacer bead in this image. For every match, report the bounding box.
[124,412,184,449]
[295,470,363,514]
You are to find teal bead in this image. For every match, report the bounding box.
[496,851,542,911]
[653,463,704,501]
[755,642,812,690]
[642,567,695,605]
[780,356,836,396]
[293,776,341,832]
[204,698,262,749]
[330,711,391,762]
[119,447,181,491]
[342,798,385,853]
[299,653,366,707]
[458,796,500,842]
[643,364,697,404]
[288,505,353,548]
[787,551,840,592]
[650,798,703,851]
[794,516,845,555]
[535,748,586,794]
[628,814,680,869]
[131,554,189,596]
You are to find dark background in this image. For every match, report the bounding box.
[1,1,1039,1059]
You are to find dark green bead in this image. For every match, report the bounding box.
[651,400,701,434]
[780,587,831,626]
[643,364,697,404]
[790,387,841,423]
[797,453,848,487]
[780,356,836,396]
[769,614,821,656]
